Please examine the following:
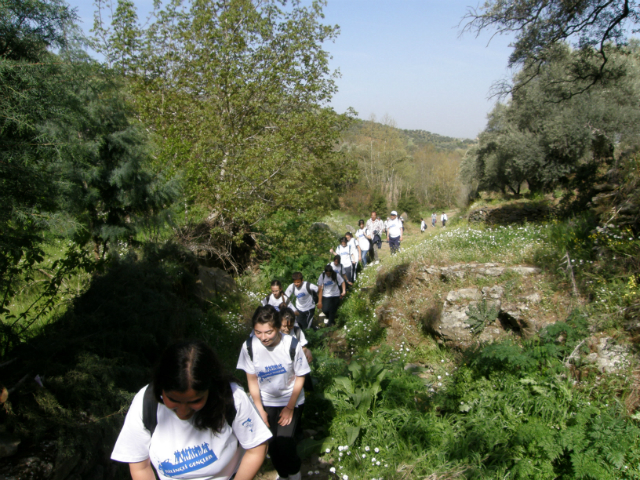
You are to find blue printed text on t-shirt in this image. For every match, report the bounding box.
[257,364,287,383]
[158,442,218,477]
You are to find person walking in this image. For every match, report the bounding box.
[420,218,426,233]
[355,219,371,268]
[345,232,360,282]
[365,211,385,264]
[237,306,310,480]
[111,340,272,480]
[330,237,354,284]
[284,272,318,330]
[431,212,437,228]
[317,264,346,326]
[441,212,448,228]
[385,210,403,255]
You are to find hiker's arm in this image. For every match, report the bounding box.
[278,375,305,426]
[317,285,323,308]
[234,442,268,480]
[129,459,155,480]
[246,373,269,427]
[303,347,313,363]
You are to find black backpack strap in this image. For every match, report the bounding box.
[142,383,158,435]
[289,336,299,361]
[245,336,253,362]
[305,281,312,295]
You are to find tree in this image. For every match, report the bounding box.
[59,72,180,259]
[460,44,640,196]
[463,0,638,97]
[0,0,78,312]
[93,0,353,254]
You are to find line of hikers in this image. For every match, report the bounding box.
[112,208,446,480]
[421,212,448,232]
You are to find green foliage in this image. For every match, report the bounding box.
[465,299,499,336]
[258,210,338,283]
[60,73,180,259]
[2,243,244,473]
[396,189,421,221]
[95,0,354,244]
[369,190,388,215]
[464,0,637,96]
[337,290,385,350]
[460,44,640,197]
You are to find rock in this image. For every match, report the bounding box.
[195,266,236,300]
[446,288,481,303]
[482,286,504,299]
[508,266,541,276]
[523,293,542,303]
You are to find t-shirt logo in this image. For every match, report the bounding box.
[257,364,287,383]
[158,442,218,477]
[242,417,255,433]
[324,280,334,286]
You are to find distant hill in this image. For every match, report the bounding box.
[401,129,477,151]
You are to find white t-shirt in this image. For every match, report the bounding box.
[335,244,352,267]
[317,272,344,297]
[328,262,344,276]
[386,218,402,238]
[346,238,359,262]
[261,293,296,312]
[284,282,318,312]
[236,334,310,407]
[111,383,272,480]
[355,228,370,251]
[441,213,448,222]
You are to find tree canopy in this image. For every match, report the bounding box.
[460,43,640,198]
[463,0,640,96]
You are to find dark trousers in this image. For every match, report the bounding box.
[389,235,401,254]
[264,406,302,478]
[297,308,315,330]
[321,296,340,326]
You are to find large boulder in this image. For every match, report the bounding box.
[194,266,236,301]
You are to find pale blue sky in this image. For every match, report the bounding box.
[67,0,515,139]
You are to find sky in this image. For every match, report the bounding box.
[66,0,516,139]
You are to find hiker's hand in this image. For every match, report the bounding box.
[278,406,294,426]
[304,348,313,363]
[317,301,322,309]
[294,310,300,316]
[259,409,269,427]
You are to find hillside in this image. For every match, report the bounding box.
[1,203,638,480]
[401,128,477,152]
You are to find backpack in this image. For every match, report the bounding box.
[245,335,299,362]
[142,382,236,435]
[304,281,319,304]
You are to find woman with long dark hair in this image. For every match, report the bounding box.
[111,340,271,480]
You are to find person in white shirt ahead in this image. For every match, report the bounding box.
[261,280,293,313]
[330,237,355,285]
[111,340,272,480]
[345,232,360,282]
[355,219,371,268]
[441,212,448,228]
[365,212,385,263]
[284,272,318,330]
[317,264,346,326]
[237,306,311,480]
[385,210,403,255]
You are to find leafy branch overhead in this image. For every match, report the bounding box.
[462,0,640,97]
